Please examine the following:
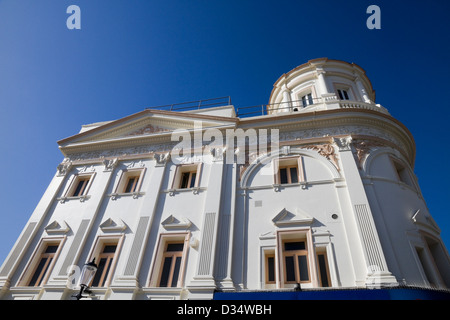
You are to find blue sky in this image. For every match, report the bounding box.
[0,0,449,265]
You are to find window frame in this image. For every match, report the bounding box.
[264,250,276,285]
[86,235,124,288]
[282,240,310,284]
[274,156,305,185]
[301,92,314,108]
[148,232,190,288]
[172,163,202,190]
[276,229,318,288]
[18,237,65,287]
[316,249,331,287]
[115,167,146,195]
[65,172,95,199]
[158,241,185,287]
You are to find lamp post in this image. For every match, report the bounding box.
[73,259,98,300]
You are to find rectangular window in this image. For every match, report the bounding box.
[301,93,313,107]
[265,253,276,284]
[337,89,350,100]
[124,176,138,193]
[71,177,90,197]
[91,244,117,287]
[180,171,196,189]
[275,157,304,185]
[317,252,331,287]
[159,242,185,287]
[279,166,299,184]
[173,163,201,190]
[28,244,60,287]
[116,168,145,194]
[282,240,310,284]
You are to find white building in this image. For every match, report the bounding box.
[1,58,449,300]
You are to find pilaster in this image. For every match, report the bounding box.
[187,155,225,299]
[334,136,398,287]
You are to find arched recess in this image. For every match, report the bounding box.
[362,147,418,187]
[240,146,342,189]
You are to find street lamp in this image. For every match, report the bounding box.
[73,258,98,300]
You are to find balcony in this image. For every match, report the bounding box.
[236,95,390,118]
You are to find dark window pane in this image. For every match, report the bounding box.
[180,172,189,188]
[103,245,117,253]
[159,257,172,287]
[284,241,305,251]
[307,93,313,105]
[189,172,196,188]
[101,259,113,287]
[171,257,182,287]
[39,257,53,286]
[302,96,307,107]
[267,257,275,282]
[290,167,299,183]
[28,258,48,286]
[298,255,309,281]
[73,179,86,196]
[343,90,349,100]
[91,258,107,287]
[166,243,184,252]
[318,254,330,287]
[285,256,295,282]
[125,177,137,193]
[279,168,288,184]
[45,245,58,254]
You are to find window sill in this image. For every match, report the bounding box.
[108,191,145,200]
[57,195,91,204]
[164,187,205,196]
[273,182,308,191]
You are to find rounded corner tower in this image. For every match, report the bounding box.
[236,57,450,292]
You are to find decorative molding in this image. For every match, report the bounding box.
[302,143,339,170]
[57,160,72,176]
[334,136,353,151]
[352,139,387,166]
[109,191,145,200]
[272,208,314,226]
[161,215,192,230]
[210,147,226,162]
[102,158,118,172]
[259,231,276,240]
[154,152,171,166]
[57,194,91,204]
[126,124,171,136]
[99,218,127,232]
[45,220,70,234]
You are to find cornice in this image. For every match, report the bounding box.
[57,108,238,146]
[59,107,416,167]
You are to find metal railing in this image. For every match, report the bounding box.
[145,96,232,112]
[236,97,324,117]
[235,97,389,117]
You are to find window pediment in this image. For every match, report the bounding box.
[272,208,314,226]
[161,215,192,230]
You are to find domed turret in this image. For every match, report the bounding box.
[268,58,388,115]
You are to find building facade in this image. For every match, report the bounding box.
[1,58,449,300]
